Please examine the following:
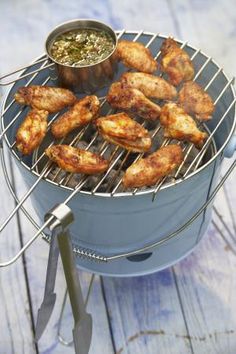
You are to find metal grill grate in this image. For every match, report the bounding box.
[2,30,233,199]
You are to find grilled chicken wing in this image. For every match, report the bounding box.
[160,103,207,148]
[96,112,151,152]
[16,109,48,155]
[107,82,161,121]
[51,95,100,138]
[160,38,194,86]
[15,85,77,113]
[179,81,214,121]
[123,145,183,188]
[116,40,158,73]
[119,72,177,100]
[45,145,109,174]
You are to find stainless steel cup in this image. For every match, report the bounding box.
[45,19,118,93]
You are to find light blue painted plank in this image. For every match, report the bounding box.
[173,218,236,354]
[102,271,192,354]
[0,152,36,354]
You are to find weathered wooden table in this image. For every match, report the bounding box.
[0,1,235,353]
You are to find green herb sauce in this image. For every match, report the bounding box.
[50,28,115,66]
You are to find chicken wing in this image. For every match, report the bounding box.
[160,38,194,86]
[119,72,177,100]
[15,85,77,113]
[123,145,183,188]
[16,109,48,155]
[179,81,214,121]
[107,82,161,121]
[160,103,207,148]
[116,40,158,73]
[51,95,100,138]
[45,145,109,174]
[96,112,151,152]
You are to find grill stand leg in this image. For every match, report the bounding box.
[57,274,95,347]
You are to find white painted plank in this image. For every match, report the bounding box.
[213,160,236,252]
[166,0,236,74]
[173,220,236,354]
[0,152,36,354]
[102,271,192,354]
[109,0,179,35]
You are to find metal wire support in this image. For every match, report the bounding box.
[0,57,53,86]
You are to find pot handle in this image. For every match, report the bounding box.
[0,57,54,86]
[224,135,236,158]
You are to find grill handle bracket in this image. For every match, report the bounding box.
[45,203,74,231]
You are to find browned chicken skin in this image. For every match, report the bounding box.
[15,85,77,113]
[119,72,177,100]
[16,109,48,155]
[96,112,151,152]
[107,82,161,121]
[160,103,207,148]
[179,81,214,121]
[123,145,183,188]
[45,145,109,174]
[51,95,100,138]
[116,40,158,73]
[160,38,194,86]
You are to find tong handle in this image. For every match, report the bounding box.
[49,204,93,353]
[57,228,87,321]
[45,203,87,320]
[42,227,60,296]
[35,226,59,342]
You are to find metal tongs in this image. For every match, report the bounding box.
[35,204,92,354]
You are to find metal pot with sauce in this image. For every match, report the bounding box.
[45,19,118,93]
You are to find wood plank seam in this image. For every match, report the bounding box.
[100,276,116,354]
[222,185,236,234]
[172,268,195,354]
[166,0,182,38]
[9,156,38,354]
[0,279,14,353]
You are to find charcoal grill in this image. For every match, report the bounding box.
[0,29,235,277]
